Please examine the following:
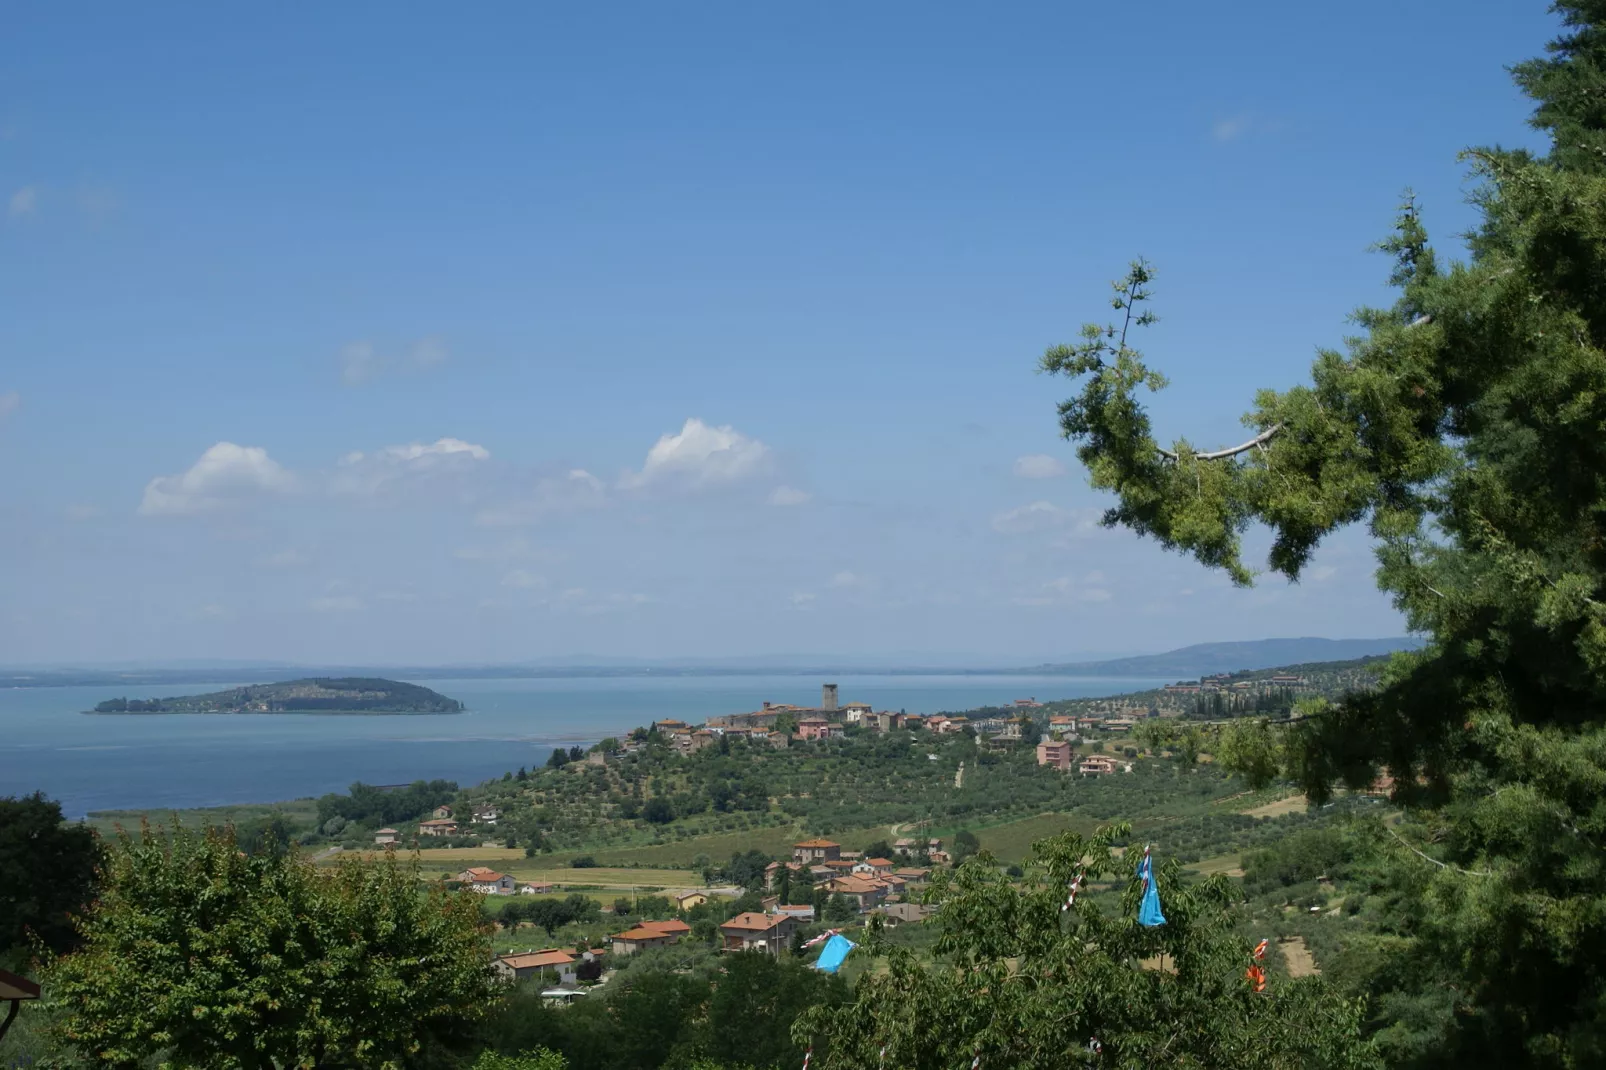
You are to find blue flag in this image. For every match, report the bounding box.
[813,933,856,973]
[1137,848,1166,927]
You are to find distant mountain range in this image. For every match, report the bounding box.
[2,637,1423,688]
[1028,637,1424,678]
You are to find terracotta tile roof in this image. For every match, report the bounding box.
[499,950,574,969]
[793,838,840,848]
[826,876,877,893]
[612,926,675,941]
[464,867,504,881]
[418,818,456,826]
[639,919,691,934]
[720,911,788,932]
[865,857,894,867]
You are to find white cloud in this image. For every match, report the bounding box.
[346,437,489,466]
[1213,116,1250,142]
[791,592,817,607]
[991,500,1074,534]
[828,571,867,589]
[0,391,18,419]
[475,469,608,527]
[568,469,604,491]
[333,437,489,496]
[258,548,310,569]
[139,442,295,516]
[768,485,810,506]
[502,569,547,590]
[1013,454,1066,479]
[410,336,449,369]
[7,187,35,218]
[309,594,364,613]
[340,336,450,386]
[1306,565,1337,583]
[64,504,101,521]
[621,418,770,490]
[340,342,378,386]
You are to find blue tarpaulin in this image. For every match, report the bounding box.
[813,933,856,973]
[1137,848,1167,927]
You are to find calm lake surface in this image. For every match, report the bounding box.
[0,674,1166,817]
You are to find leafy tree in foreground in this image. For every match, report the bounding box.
[796,825,1376,1069]
[49,824,496,1068]
[1040,5,1606,1063]
[0,792,101,959]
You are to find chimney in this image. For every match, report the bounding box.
[822,683,839,711]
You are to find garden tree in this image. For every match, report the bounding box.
[699,952,849,1070]
[0,792,101,958]
[951,829,980,865]
[472,1051,567,1070]
[795,825,1376,1069]
[1039,5,1606,1062]
[50,823,495,1068]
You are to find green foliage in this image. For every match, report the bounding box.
[1241,827,1354,897]
[0,792,101,958]
[316,779,458,830]
[48,823,495,1068]
[797,824,1377,1068]
[472,1049,568,1070]
[1042,7,1606,1062]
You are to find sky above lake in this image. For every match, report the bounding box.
[0,2,1557,665]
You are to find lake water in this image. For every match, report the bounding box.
[0,674,1165,817]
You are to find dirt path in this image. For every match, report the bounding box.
[1279,936,1319,977]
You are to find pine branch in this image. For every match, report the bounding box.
[1154,315,1433,463]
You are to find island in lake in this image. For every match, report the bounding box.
[89,677,465,715]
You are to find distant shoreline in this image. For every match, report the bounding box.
[83,709,469,717]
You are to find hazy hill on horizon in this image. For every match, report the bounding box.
[1032,636,1424,678]
[2,636,1420,688]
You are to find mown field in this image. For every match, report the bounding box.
[85,799,320,838]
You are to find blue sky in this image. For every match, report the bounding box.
[0,2,1557,665]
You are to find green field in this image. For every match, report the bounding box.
[584,824,889,867]
[85,799,320,839]
[355,850,704,890]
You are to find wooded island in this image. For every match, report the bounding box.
[88,677,464,714]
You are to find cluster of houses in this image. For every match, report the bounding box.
[761,837,938,913]
[385,803,502,843]
[627,683,1068,756]
[450,866,555,896]
[1162,672,1308,695]
[1035,740,1132,776]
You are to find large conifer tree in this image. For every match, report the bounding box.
[1041,4,1606,1064]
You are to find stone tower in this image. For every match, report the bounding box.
[822,683,839,711]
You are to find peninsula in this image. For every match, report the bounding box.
[88,677,464,715]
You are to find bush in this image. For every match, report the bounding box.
[571,856,598,869]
